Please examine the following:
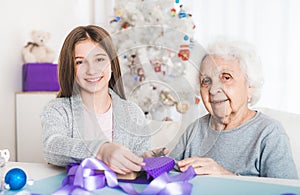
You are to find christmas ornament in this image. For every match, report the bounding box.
[178,5,187,18]
[184,35,189,41]
[151,59,163,73]
[4,168,27,190]
[160,91,189,113]
[160,90,176,106]
[175,100,189,113]
[127,53,138,75]
[170,8,176,16]
[178,44,190,61]
[136,67,145,82]
[195,96,201,104]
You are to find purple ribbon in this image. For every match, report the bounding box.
[53,157,196,195]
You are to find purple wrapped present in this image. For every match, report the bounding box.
[118,157,176,184]
[22,63,59,91]
[143,157,175,179]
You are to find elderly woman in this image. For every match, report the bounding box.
[169,38,298,179]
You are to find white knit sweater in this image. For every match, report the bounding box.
[40,90,150,166]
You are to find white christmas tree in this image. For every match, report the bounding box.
[108,0,205,122]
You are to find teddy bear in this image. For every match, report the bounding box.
[22,30,55,63]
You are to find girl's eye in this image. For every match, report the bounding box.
[75,60,83,65]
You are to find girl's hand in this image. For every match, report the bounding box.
[97,143,145,175]
[177,157,236,176]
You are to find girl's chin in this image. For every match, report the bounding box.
[81,85,106,94]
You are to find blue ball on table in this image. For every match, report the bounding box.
[4,168,27,190]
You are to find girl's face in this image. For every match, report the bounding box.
[74,39,111,95]
[199,55,252,123]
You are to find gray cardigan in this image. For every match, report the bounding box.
[169,112,298,179]
[41,90,150,166]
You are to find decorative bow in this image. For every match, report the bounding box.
[53,157,196,195]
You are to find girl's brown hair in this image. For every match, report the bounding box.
[57,25,126,99]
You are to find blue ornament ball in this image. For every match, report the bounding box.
[184,35,189,41]
[5,168,27,190]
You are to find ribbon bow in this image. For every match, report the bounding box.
[53,157,196,195]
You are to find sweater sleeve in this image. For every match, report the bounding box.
[169,120,198,162]
[124,100,151,156]
[260,122,298,179]
[40,99,108,167]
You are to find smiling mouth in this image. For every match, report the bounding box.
[85,76,103,83]
[211,99,228,104]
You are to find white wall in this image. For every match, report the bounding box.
[0,0,93,161]
[185,0,300,114]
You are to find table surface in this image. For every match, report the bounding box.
[1,161,300,195]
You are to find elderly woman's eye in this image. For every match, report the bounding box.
[96,58,105,63]
[221,73,232,81]
[201,78,211,86]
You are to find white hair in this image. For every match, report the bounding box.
[202,37,264,106]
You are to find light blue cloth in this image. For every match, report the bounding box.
[7,172,300,195]
[169,111,298,179]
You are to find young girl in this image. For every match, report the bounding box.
[41,25,150,175]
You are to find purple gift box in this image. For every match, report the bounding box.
[22,63,60,91]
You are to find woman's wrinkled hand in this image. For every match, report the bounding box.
[97,143,145,175]
[177,157,235,176]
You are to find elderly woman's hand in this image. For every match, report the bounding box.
[177,157,236,176]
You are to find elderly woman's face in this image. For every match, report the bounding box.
[199,55,252,120]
